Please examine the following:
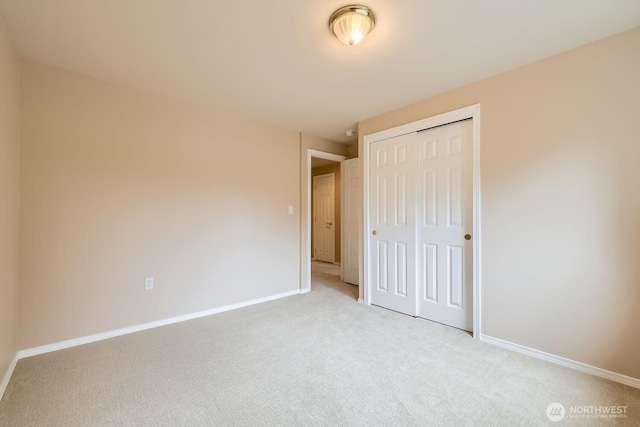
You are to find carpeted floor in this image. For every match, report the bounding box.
[1,261,638,426]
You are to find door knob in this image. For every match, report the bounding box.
[464,234,471,240]
[372,230,377,235]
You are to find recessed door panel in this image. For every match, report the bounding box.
[448,245,463,308]
[377,176,388,226]
[377,241,388,292]
[423,244,437,302]
[423,169,437,227]
[448,167,463,228]
[395,173,407,226]
[395,242,407,296]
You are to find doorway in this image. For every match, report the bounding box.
[310,156,357,300]
[301,150,346,293]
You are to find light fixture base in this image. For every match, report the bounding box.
[329,5,375,46]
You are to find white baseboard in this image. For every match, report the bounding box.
[480,334,640,390]
[18,289,301,359]
[300,288,311,294]
[1,354,19,401]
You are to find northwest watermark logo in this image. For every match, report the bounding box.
[546,402,628,422]
[547,403,566,422]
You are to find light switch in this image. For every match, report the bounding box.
[288,206,294,214]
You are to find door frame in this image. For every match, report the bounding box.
[312,172,336,263]
[362,104,482,338]
[301,149,346,293]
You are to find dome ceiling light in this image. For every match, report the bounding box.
[329,5,375,46]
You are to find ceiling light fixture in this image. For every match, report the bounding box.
[329,5,375,46]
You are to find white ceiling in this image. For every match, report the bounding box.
[1,1,639,144]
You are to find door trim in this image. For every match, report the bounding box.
[362,104,482,338]
[312,172,336,264]
[302,149,346,293]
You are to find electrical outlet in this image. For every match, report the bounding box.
[145,277,154,290]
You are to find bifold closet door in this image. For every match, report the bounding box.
[416,120,473,331]
[369,133,416,316]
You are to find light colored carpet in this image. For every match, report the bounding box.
[1,261,638,426]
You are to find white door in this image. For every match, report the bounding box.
[417,120,473,331]
[342,158,360,285]
[369,133,416,316]
[313,173,335,263]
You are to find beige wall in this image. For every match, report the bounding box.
[359,27,640,379]
[311,163,341,263]
[346,143,358,159]
[19,62,301,349]
[0,15,20,382]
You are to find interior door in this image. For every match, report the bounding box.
[342,158,360,285]
[313,173,335,263]
[416,120,473,331]
[369,133,416,315]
